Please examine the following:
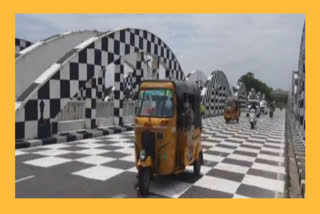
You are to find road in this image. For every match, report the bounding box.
[16,110,286,198]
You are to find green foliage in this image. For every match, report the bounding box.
[238,72,273,102]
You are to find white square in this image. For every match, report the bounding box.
[70,80,79,97]
[75,148,108,155]
[214,162,249,174]
[79,63,87,80]
[108,38,114,53]
[24,156,71,168]
[72,165,123,181]
[203,154,224,163]
[101,51,108,65]
[60,68,70,80]
[120,42,125,56]
[15,150,28,156]
[77,143,105,149]
[116,147,134,155]
[149,179,192,198]
[15,108,25,122]
[194,175,241,194]
[42,144,71,149]
[76,155,114,165]
[33,149,71,156]
[24,121,38,139]
[119,154,135,162]
[242,174,285,193]
[49,80,60,99]
[87,49,95,65]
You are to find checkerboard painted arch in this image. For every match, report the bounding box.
[202,70,233,117]
[15,28,186,140]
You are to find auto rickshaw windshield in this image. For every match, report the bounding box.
[225,101,233,108]
[136,89,174,117]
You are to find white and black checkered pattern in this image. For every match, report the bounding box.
[202,70,233,118]
[15,28,185,140]
[15,38,33,56]
[16,112,287,198]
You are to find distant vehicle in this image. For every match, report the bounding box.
[224,97,240,123]
[249,109,257,129]
[260,100,268,114]
[247,99,260,117]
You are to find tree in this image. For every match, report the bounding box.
[238,72,273,102]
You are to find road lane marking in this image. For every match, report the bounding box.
[15,175,35,183]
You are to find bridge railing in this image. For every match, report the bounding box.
[57,100,136,128]
[56,101,85,121]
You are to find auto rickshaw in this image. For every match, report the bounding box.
[134,80,203,195]
[224,97,240,123]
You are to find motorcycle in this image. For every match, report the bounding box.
[249,109,257,129]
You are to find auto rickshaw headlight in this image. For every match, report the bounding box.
[140,149,146,160]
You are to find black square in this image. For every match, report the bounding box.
[15,122,25,139]
[94,49,101,65]
[91,119,96,128]
[143,30,147,39]
[85,109,91,118]
[70,63,79,79]
[50,99,61,118]
[101,37,108,51]
[85,88,91,98]
[25,100,38,121]
[147,41,151,53]
[60,80,70,98]
[114,108,119,117]
[70,65,79,80]
[114,40,120,55]
[87,64,94,80]
[91,99,96,109]
[38,81,50,99]
[92,78,97,88]
[139,37,143,49]
[79,49,87,63]
[51,121,58,134]
[130,33,135,46]
[120,30,126,43]
[125,44,130,55]
[52,70,60,80]
[87,43,94,49]
[108,52,114,64]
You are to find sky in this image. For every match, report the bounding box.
[15,14,305,90]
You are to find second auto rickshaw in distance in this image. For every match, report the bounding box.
[134,80,203,195]
[224,97,241,123]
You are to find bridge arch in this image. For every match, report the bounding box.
[201,70,233,117]
[186,70,208,91]
[15,30,100,98]
[15,28,185,140]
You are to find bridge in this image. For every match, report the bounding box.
[15,26,305,198]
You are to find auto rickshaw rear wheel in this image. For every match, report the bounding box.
[194,151,202,176]
[138,167,152,196]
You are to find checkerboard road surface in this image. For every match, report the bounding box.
[16,110,286,198]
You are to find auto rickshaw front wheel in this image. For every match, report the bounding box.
[138,167,152,196]
[194,151,203,176]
